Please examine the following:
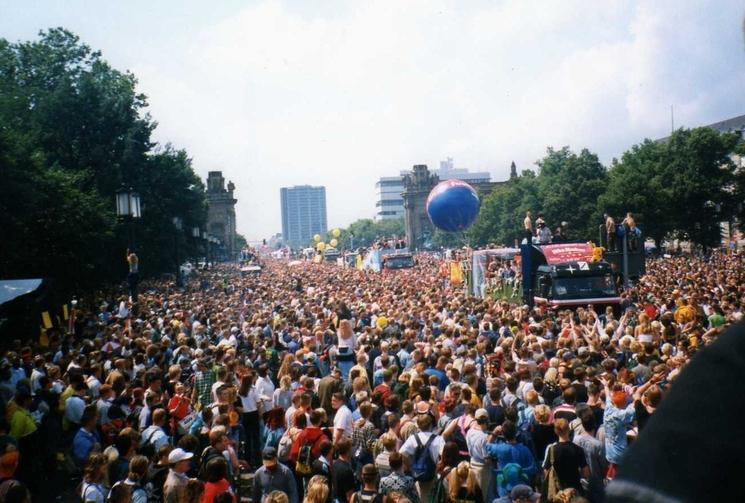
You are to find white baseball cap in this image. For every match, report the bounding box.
[168,448,194,464]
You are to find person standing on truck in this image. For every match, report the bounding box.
[622,212,638,252]
[523,211,533,243]
[536,219,552,245]
[605,214,616,252]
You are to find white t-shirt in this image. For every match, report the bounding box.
[333,404,354,439]
[338,332,356,351]
[400,431,444,464]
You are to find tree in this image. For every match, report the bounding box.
[600,128,739,248]
[0,28,208,291]
[536,147,607,241]
[334,217,405,250]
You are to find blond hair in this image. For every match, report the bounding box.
[447,461,478,502]
[303,476,330,503]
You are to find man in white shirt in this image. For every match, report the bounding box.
[331,392,353,443]
[141,408,170,452]
[255,365,275,413]
[64,382,88,429]
[399,414,445,503]
[30,356,46,394]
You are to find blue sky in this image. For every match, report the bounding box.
[2,0,745,240]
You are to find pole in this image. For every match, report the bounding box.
[175,231,182,287]
[622,232,629,288]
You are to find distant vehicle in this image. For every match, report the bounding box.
[522,243,620,310]
[324,247,340,262]
[382,251,415,270]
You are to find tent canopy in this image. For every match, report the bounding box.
[0,279,44,306]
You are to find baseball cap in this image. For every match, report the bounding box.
[262,447,278,465]
[168,448,194,464]
[474,408,489,421]
[510,484,540,501]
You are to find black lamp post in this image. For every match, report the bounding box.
[116,186,141,302]
[115,186,141,249]
[204,232,211,267]
[172,217,183,287]
[192,227,200,266]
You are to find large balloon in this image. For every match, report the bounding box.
[331,228,341,238]
[316,242,326,251]
[426,179,481,232]
[313,234,321,242]
[329,239,338,248]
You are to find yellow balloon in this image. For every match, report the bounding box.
[332,228,341,238]
[316,242,326,251]
[313,234,321,242]
[330,239,338,248]
[376,316,388,329]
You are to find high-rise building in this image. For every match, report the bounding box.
[280,185,328,247]
[374,158,491,221]
[374,176,406,221]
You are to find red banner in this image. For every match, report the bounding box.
[540,243,594,265]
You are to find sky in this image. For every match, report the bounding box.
[2,0,745,240]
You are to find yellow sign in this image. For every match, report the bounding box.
[41,311,53,329]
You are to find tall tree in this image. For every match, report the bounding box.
[600,128,739,248]
[0,29,208,290]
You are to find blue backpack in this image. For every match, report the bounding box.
[411,433,437,482]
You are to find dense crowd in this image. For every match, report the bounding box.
[0,247,743,503]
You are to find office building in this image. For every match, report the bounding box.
[374,158,492,221]
[280,185,328,247]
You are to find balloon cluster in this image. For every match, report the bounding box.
[314,228,342,253]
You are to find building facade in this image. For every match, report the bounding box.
[206,171,237,260]
[280,185,328,248]
[402,164,507,249]
[375,158,492,221]
[375,176,406,221]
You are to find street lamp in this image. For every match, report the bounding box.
[115,186,142,302]
[172,217,183,287]
[192,226,201,266]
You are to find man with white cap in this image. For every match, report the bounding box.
[163,447,193,503]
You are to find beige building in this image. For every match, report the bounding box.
[206,171,237,260]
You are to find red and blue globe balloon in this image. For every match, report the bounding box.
[426,179,481,232]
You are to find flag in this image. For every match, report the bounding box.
[41,311,53,329]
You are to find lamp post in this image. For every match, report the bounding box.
[202,231,209,268]
[192,227,200,266]
[172,217,183,287]
[115,186,142,302]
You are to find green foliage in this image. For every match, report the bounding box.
[600,128,739,247]
[333,217,405,249]
[471,132,739,249]
[0,28,208,290]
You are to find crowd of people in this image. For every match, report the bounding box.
[0,245,743,503]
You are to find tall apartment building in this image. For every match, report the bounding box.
[280,185,328,247]
[374,158,491,221]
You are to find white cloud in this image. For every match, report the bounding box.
[118,0,745,239]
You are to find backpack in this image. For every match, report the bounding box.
[198,447,224,481]
[428,468,451,503]
[496,463,529,495]
[353,491,384,503]
[449,416,471,459]
[277,431,294,462]
[296,431,324,476]
[127,405,143,429]
[411,433,437,482]
[543,444,562,501]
